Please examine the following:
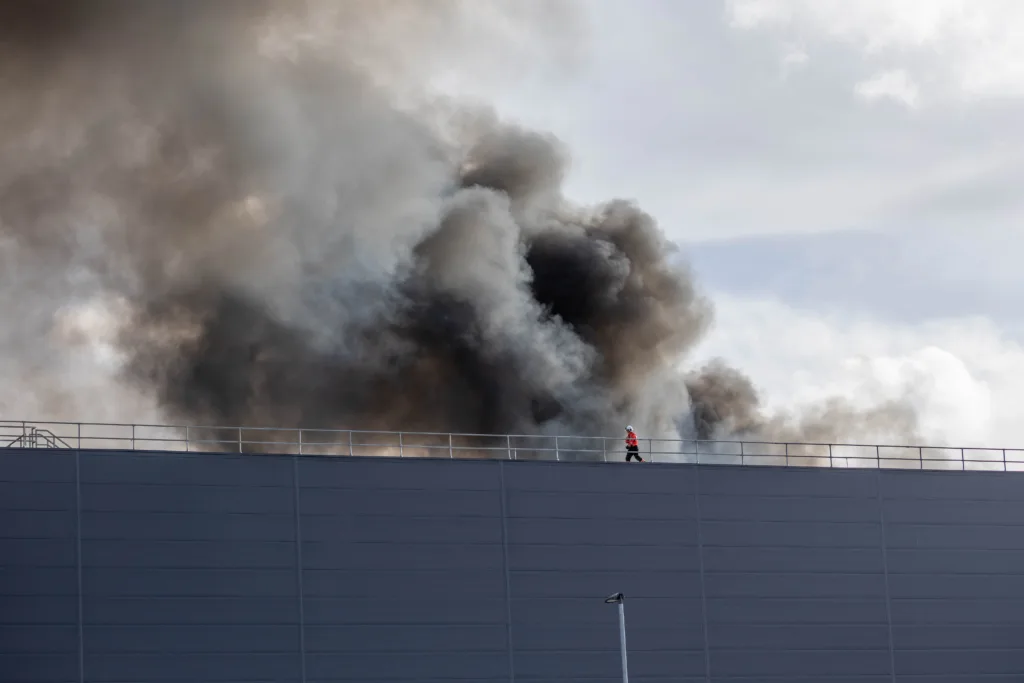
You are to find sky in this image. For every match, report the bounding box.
[6,1,1019,450]
[439,0,1024,448]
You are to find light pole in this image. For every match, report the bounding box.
[604,593,629,683]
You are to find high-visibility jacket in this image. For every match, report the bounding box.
[625,430,638,448]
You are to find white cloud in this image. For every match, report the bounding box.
[778,44,810,80]
[855,69,921,108]
[781,44,809,68]
[726,0,1024,102]
[437,2,1024,241]
[691,293,1024,449]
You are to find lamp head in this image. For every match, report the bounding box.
[604,592,624,604]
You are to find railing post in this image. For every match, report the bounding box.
[298,429,303,456]
[602,437,607,463]
[960,447,965,471]
[238,427,243,453]
[1003,448,1007,472]
[131,424,136,451]
[785,442,789,466]
[348,430,353,457]
[449,433,453,459]
[828,443,833,468]
[555,436,560,462]
[77,422,81,450]
[740,440,745,466]
[918,447,923,470]
[876,445,880,468]
[399,432,404,458]
[507,434,512,461]
[185,425,190,453]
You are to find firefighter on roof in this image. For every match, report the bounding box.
[624,425,644,462]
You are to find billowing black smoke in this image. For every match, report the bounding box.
[0,0,918,444]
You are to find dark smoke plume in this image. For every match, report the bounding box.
[0,0,919,446]
[683,360,917,443]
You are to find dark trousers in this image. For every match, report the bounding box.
[625,445,643,462]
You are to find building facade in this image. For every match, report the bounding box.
[3,448,1023,682]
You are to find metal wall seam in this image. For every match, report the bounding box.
[75,450,84,683]
[292,456,308,683]
[498,460,516,683]
[695,466,712,683]
[876,469,897,683]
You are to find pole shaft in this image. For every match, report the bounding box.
[618,602,629,683]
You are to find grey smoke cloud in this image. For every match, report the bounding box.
[0,0,919,446]
[684,360,918,444]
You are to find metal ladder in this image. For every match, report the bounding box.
[3,425,72,449]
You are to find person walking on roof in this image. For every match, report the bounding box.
[624,425,644,462]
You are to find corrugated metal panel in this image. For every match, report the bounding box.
[3,450,1024,682]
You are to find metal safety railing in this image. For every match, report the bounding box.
[3,419,1024,471]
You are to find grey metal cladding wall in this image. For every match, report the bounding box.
[882,470,1024,683]
[0,451,79,683]
[295,456,509,683]
[504,461,706,683]
[7,450,1024,683]
[699,466,892,683]
[78,450,302,683]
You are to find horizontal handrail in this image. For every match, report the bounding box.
[1,419,1022,472]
